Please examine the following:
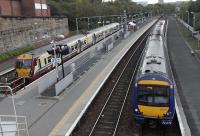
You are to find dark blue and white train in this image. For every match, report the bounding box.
[133,19,175,126]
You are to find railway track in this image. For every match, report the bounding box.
[0,68,24,95]
[72,27,181,135]
[72,28,150,135]
[87,33,145,136]
[0,68,16,82]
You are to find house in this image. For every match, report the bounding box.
[0,0,51,17]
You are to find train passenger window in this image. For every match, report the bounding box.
[48,56,51,63]
[75,45,77,49]
[84,40,87,44]
[72,46,74,51]
[39,59,41,68]
[44,58,47,65]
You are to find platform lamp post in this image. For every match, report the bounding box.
[56,44,68,78]
[76,18,79,33]
[181,12,183,20]
[98,17,101,27]
[190,12,195,31]
[186,11,190,29]
[51,41,59,82]
[87,17,90,30]
[198,31,200,49]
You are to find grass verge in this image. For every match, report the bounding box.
[0,44,34,62]
[176,20,199,53]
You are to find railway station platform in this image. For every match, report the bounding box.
[48,19,157,136]
[0,18,157,136]
[168,16,200,136]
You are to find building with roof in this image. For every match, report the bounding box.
[0,0,51,17]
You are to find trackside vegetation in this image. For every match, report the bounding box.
[0,44,34,62]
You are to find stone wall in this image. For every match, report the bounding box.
[0,17,69,53]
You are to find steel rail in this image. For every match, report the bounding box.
[88,33,149,136]
[112,44,145,136]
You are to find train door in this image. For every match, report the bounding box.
[92,34,96,45]
[77,40,82,53]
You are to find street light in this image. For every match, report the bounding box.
[191,12,195,31]
[186,11,189,28]
[87,17,90,30]
[51,41,59,82]
[76,18,79,33]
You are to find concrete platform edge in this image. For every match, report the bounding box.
[166,19,191,136]
[49,19,158,136]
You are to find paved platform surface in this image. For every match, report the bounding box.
[49,19,156,136]
[168,16,200,136]
[0,18,156,136]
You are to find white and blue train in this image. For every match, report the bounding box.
[133,20,175,126]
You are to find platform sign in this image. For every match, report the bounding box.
[51,58,61,64]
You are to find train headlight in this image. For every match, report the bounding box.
[134,108,138,112]
[164,111,172,117]
[166,112,171,116]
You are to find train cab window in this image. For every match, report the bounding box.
[137,85,169,106]
[16,59,32,68]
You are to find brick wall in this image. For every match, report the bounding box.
[21,0,34,16]
[0,0,12,16]
[0,17,69,53]
[11,1,22,16]
[0,0,50,17]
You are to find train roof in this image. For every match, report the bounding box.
[137,33,171,81]
[16,52,50,60]
[136,20,168,80]
[88,23,119,34]
[16,22,120,59]
[59,34,85,45]
[141,36,167,75]
[151,20,165,36]
[57,22,120,47]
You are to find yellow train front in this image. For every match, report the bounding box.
[15,54,34,79]
[133,19,175,126]
[15,53,53,82]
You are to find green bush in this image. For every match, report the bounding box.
[0,44,34,62]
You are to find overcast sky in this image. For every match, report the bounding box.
[103,0,191,4]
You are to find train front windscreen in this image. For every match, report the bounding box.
[16,59,32,68]
[16,59,32,78]
[137,85,169,107]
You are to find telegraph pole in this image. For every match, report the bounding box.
[123,10,127,33]
[76,18,79,33]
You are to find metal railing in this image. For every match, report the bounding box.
[0,86,29,136]
[0,115,29,136]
